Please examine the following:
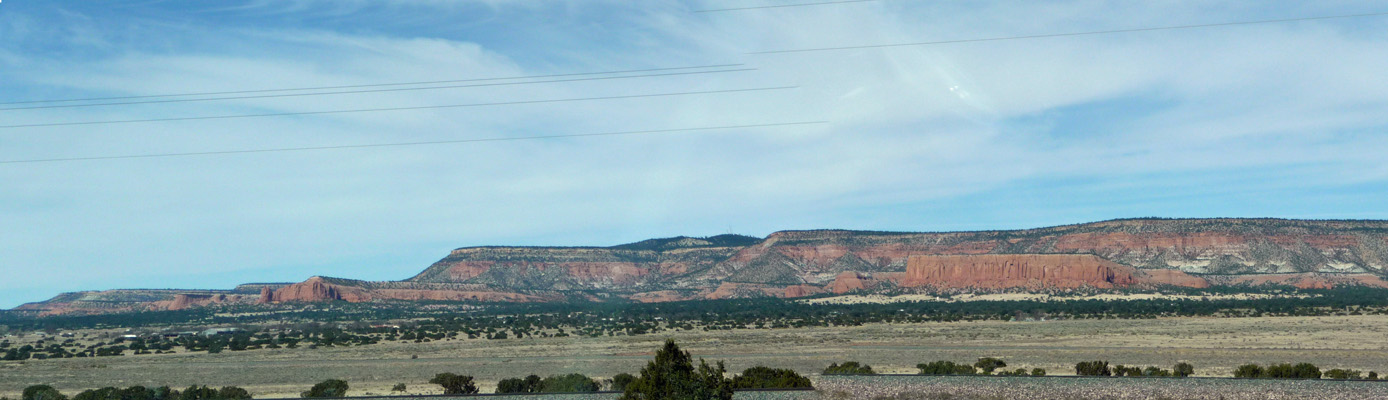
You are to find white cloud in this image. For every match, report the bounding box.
[2,1,1387,306]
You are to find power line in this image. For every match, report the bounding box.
[0,64,745,105]
[0,86,798,129]
[0,121,829,164]
[695,0,877,13]
[750,11,1388,54]
[0,68,756,111]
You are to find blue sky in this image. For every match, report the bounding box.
[2,1,1387,308]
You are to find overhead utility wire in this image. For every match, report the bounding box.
[0,68,755,111]
[695,0,877,13]
[0,121,829,164]
[0,86,797,129]
[0,64,744,105]
[750,11,1388,54]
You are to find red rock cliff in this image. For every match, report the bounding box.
[904,254,1140,289]
[271,277,372,302]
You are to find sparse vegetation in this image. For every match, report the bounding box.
[730,367,812,389]
[824,361,876,375]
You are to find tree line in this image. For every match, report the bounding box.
[8,340,810,400]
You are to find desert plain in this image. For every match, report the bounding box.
[4,315,1388,398]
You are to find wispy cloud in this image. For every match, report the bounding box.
[1,0,1386,306]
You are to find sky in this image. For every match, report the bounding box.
[1,1,1387,308]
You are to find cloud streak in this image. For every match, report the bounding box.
[1,0,1386,307]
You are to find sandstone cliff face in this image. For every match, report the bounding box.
[903,255,1140,289]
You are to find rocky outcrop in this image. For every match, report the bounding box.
[272,277,372,302]
[164,294,247,310]
[257,287,274,304]
[829,271,877,293]
[784,284,825,298]
[903,254,1139,289]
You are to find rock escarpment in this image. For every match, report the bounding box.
[16,219,1388,314]
[903,254,1142,289]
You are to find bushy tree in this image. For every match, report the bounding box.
[619,339,733,400]
[611,373,637,391]
[73,388,119,400]
[1075,361,1111,376]
[180,386,218,400]
[1263,363,1321,379]
[822,361,876,375]
[215,388,250,400]
[1292,363,1322,379]
[916,361,976,375]
[730,367,812,389]
[428,373,477,395]
[23,386,67,400]
[301,380,348,398]
[1234,364,1264,378]
[1030,368,1046,376]
[1173,363,1194,377]
[495,378,531,394]
[974,358,1007,375]
[1142,366,1172,377]
[539,374,600,393]
[995,368,1030,376]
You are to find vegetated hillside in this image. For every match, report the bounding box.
[14,218,1388,315]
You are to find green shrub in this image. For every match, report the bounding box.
[916,361,976,375]
[495,378,530,394]
[496,375,542,394]
[539,373,600,393]
[390,384,405,392]
[428,373,477,395]
[215,388,250,400]
[974,357,1007,375]
[301,380,348,398]
[23,386,67,400]
[995,368,1030,376]
[731,367,812,389]
[611,373,637,391]
[1030,368,1046,377]
[620,340,732,400]
[823,361,876,375]
[1324,369,1364,380]
[1075,361,1111,376]
[1234,364,1263,378]
[1173,363,1194,377]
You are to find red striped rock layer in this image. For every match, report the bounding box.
[905,254,1142,289]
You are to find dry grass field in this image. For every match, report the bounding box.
[3,315,1388,398]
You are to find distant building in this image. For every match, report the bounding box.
[200,328,242,337]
